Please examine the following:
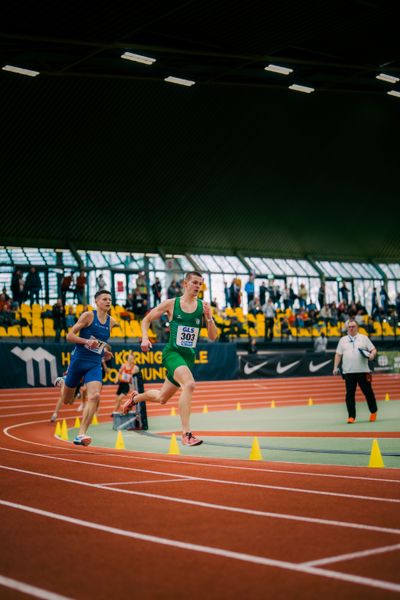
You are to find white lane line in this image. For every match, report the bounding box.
[99,477,195,486]
[2,441,400,490]
[1,441,398,504]
[302,542,400,567]
[1,464,399,536]
[0,574,73,600]
[1,500,399,593]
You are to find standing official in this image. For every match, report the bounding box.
[333,319,378,424]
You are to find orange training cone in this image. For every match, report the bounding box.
[271,400,276,409]
[385,393,390,401]
[61,419,69,441]
[170,406,176,416]
[308,397,314,406]
[202,405,208,413]
[368,439,384,468]
[249,437,263,461]
[236,402,242,411]
[115,430,125,450]
[168,433,180,455]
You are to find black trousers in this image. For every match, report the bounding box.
[344,372,377,419]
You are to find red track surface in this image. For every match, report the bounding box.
[1,374,400,599]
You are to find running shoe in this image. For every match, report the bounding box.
[73,434,92,446]
[50,412,58,423]
[54,376,65,387]
[347,417,356,424]
[122,391,139,415]
[182,432,203,446]
[369,412,377,422]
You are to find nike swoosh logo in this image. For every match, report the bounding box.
[243,360,269,375]
[309,359,332,373]
[276,360,300,374]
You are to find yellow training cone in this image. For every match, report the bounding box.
[91,413,99,425]
[61,419,69,441]
[170,406,176,416]
[168,433,180,455]
[74,416,81,428]
[236,402,242,411]
[54,421,61,437]
[385,393,390,401]
[202,405,208,413]
[369,439,384,468]
[270,400,276,409]
[308,397,314,406]
[115,430,125,450]
[249,437,263,461]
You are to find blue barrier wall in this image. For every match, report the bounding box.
[0,342,238,388]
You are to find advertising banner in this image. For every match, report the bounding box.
[240,352,335,378]
[373,351,400,374]
[0,342,238,388]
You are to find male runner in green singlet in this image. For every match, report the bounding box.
[123,271,219,446]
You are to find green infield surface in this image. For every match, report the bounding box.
[69,400,400,468]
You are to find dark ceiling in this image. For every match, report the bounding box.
[1,0,399,262]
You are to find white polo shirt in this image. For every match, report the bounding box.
[335,333,375,374]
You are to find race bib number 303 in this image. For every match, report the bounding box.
[176,326,199,348]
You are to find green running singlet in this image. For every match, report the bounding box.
[162,296,203,386]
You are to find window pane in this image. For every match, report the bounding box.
[40,249,57,265]
[89,252,108,268]
[8,248,29,264]
[62,250,78,267]
[0,248,12,265]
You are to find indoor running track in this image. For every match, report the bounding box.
[1,375,400,599]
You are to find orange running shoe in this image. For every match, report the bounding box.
[122,390,139,415]
[182,432,203,446]
[347,417,356,424]
[369,412,377,422]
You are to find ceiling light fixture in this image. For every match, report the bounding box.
[264,64,293,75]
[289,84,315,94]
[2,65,39,77]
[121,52,156,65]
[387,90,400,98]
[164,76,195,87]
[376,73,399,83]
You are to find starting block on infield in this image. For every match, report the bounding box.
[112,401,148,431]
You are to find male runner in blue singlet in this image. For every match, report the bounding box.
[60,290,117,446]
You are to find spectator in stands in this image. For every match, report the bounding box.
[0,293,11,313]
[198,279,207,300]
[60,272,74,306]
[167,280,179,299]
[317,282,326,310]
[229,278,240,308]
[280,316,292,339]
[96,273,107,291]
[396,292,400,317]
[52,298,66,343]
[132,287,148,320]
[263,298,276,341]
[247,337,258,354]
[259,281,267,307]
[297,283,308,308]
[319,303,333,327]
[152,314,170,343]
[75,270,87,305]
[136,271,148,298]
[339,282,350,304]
[65,306,78,329]
[281,284,290,311]
[223,281,230,308]
[380,284,389,315]
[371,287,379,319]
[151,277,162,306]
[314,331,327,353]
[288,283,297,308]
[25,266,42,306]
[330,302,338,326]
[124,292,135,316]
[248,295,263,316]
[11,269,24,306]
[244,274,255,305]
[337,300,349,323]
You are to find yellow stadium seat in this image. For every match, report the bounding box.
[0,327,8,337]
[7,326,21,336]
[111,327,123,337]
[21,326,32,337]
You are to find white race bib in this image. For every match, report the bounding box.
[176,325,199,348]
[85,337,106,354]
